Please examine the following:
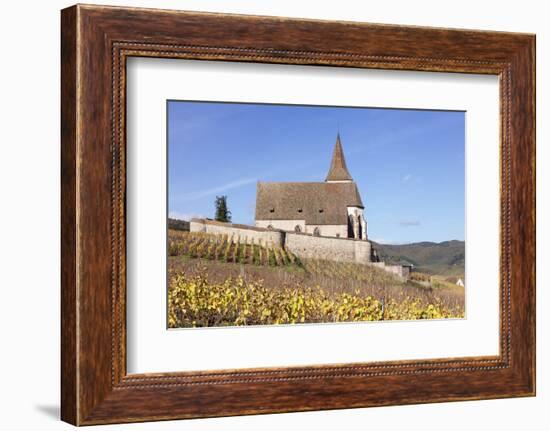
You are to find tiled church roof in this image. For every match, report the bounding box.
[325,133,353,182]
[255,134,364,226]
[255,181,363,225]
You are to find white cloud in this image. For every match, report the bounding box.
[168,211,206,221]
[399,220,421,227]
[178,177,257,202]
[371,238,402,245]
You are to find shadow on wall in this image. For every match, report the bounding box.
[34,404,59,421]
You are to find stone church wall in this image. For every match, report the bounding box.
[284,232,371,264]
[190,219,284,247]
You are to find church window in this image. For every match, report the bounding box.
[294,225,302,233]
[313,227,321,236]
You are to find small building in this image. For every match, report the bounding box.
[255,134,368,240]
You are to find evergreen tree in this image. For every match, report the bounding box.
[214,195,232,222]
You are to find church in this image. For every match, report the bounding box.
[255,134,368,240]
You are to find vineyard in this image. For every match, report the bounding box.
[168,272,463,327]
[168,230,465,327]
[169,230,298,267]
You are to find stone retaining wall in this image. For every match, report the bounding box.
[369,262,411,279]
[188,218,409,279]
[190,219,284,247]
[284,232,371,264]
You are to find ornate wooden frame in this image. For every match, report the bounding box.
[61,4,535,425]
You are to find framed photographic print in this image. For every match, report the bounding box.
[61,4,535,425]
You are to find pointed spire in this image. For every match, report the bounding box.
[325,133,353,182]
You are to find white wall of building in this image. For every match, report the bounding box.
[256,219,306,232]
[305,224,348,238]
[257,220,349,238]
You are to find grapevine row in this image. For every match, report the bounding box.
[168,231,299,267]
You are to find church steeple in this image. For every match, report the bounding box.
[325,133,353,182]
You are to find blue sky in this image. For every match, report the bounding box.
[168,101,465,244]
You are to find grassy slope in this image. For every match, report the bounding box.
[169,255,465,311]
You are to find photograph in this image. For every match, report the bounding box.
[167,101,466,328]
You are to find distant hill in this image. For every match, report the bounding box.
[372,240,465,276]
[168,218,190,231]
